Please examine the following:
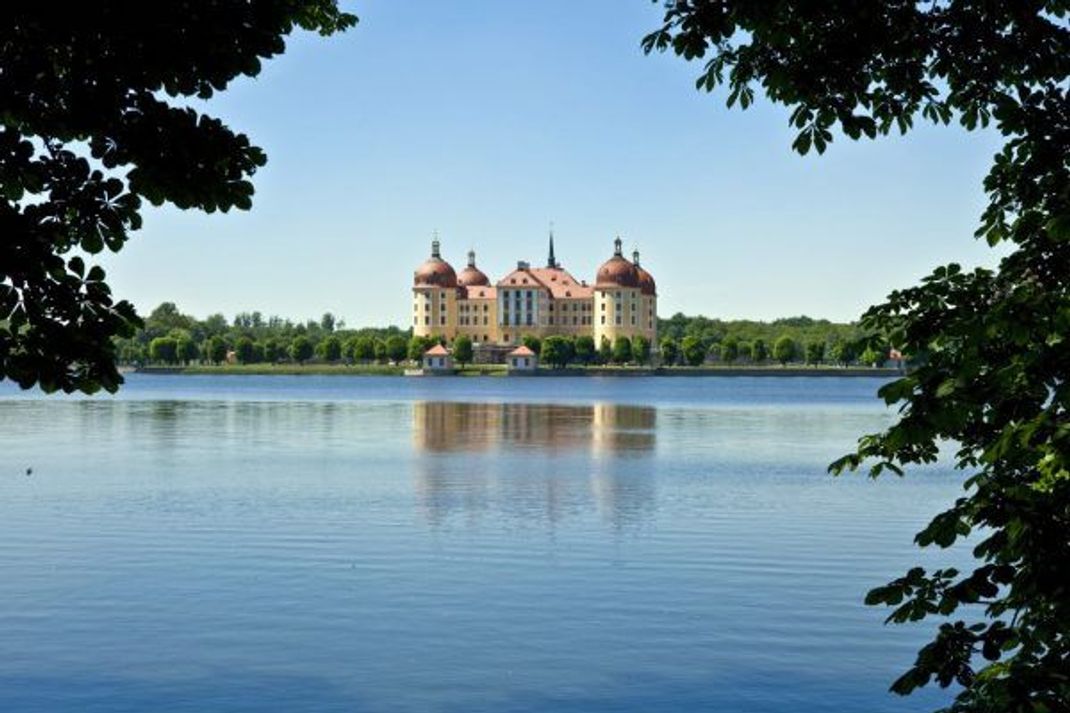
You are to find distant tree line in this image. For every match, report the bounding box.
[120,303,890,368]
[117,303,410,366]
[656,313,890,367]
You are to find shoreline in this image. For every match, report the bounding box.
[130,365,900,378]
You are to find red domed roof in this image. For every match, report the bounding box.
[414,240,458,288]
[457,250,490,287]
[457,265,489,287]
[636,265,656,296]
[596,238,640,288]
[596,255,640,288]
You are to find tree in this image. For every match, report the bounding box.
[681,336,705,367]
[206,336,227,365]
[235,336,255,364]
[773,336,795,366]
[386,336,408,365]
[805,341,825,366]
[453,335,474,368]
[574,335,596,366]
[660,337,680,366]
[373,339,388,364]
[540,336,572,369]
[0,3,356,394]
[647,4,1070,710]
[611,336,633,364]
[176,336,199,365]
[148,337,178,365]
[408,335,433,363]
[859,346,885,368]
[353,337,376,363]
[521,334,542,357]
[288,336,313,365]
[262,340,280,364]
[751,339,767,364]
[598,337,613,364]
[828,339,854,367]
[320,312,336,333]
[632,335,651,365]
[720,338,739,364]
[318,335,341,362]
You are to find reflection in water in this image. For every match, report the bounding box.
[412,402,656,454]
[412,402,657,529]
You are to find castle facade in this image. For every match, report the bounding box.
[411,235,657,347]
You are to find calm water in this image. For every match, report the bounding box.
[0,375,965,712]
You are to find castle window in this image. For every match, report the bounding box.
[600,316,605,325]
[616,316,622,325]
[425,316,430,325]
[413,317,418,325]
[440,316,446,325]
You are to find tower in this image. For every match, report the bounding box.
[547,225,559,269]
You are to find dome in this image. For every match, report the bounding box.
[595,237,639,288]
[457,250,490,287]
[632,250,656,295]
[636,265,656,295]
[414,240,458,288]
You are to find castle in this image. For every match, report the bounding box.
[411,235,657,348]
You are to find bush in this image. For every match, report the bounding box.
[773,336,795,365]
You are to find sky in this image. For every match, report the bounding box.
[101,0,1007,327]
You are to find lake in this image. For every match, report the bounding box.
[0,375,964,712]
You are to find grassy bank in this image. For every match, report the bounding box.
[135,363,897,377]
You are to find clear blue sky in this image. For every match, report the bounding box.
[102,0,1006,326]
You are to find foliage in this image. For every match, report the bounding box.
[408,335,436,362]
[681,336,706,367]
[720,337,739,364]
[453,335,474,367]
[288,336,313,365]
[773,336,795,366]
[235,336,256,364]
[612,336,633,365]
[176,336,199,365]
[751,339,767,363]
[660,337,680,366]
[521,334,542,357]
[0,3,356,394]
[598,337,613,364]
[805,341,825,366]
[859,347,885,368]
[541,336,573,369]
[385,336,408,364]
[647,2,1070,710]
[575,335,596,365]
[317,335,342,362]
[659,313,860,361]
[632,335,652,365]
[206,336,227,365]
[148,337,178,365]
[353,337,376,363]
[829,339,855,368]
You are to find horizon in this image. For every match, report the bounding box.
[101,0,1005,326]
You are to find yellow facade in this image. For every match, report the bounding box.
[411,237,656,348]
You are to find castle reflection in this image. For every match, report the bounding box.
[412,402,657,529]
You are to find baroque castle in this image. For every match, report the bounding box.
[411,235,657,347]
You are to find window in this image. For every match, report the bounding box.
[424,316,430,325]
[413,317,418,325]
[600,316,606,325]
[526,314,533,326]
[631,316,636,325]
[616,316,622,325]
[440,316,446,325]
[601,303,606,312]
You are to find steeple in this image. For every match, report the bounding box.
[467,249,476,268]
[632,249,641,266]
[613,235,623,257]
[547,223,558,268]
[431,231,441,259]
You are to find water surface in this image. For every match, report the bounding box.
[0,375,964,712]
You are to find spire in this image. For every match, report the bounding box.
[547,222,558,268]
[632,249,641,266]
[467,249,476,268]
[431,231,440,259]
[613,235,623,257]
